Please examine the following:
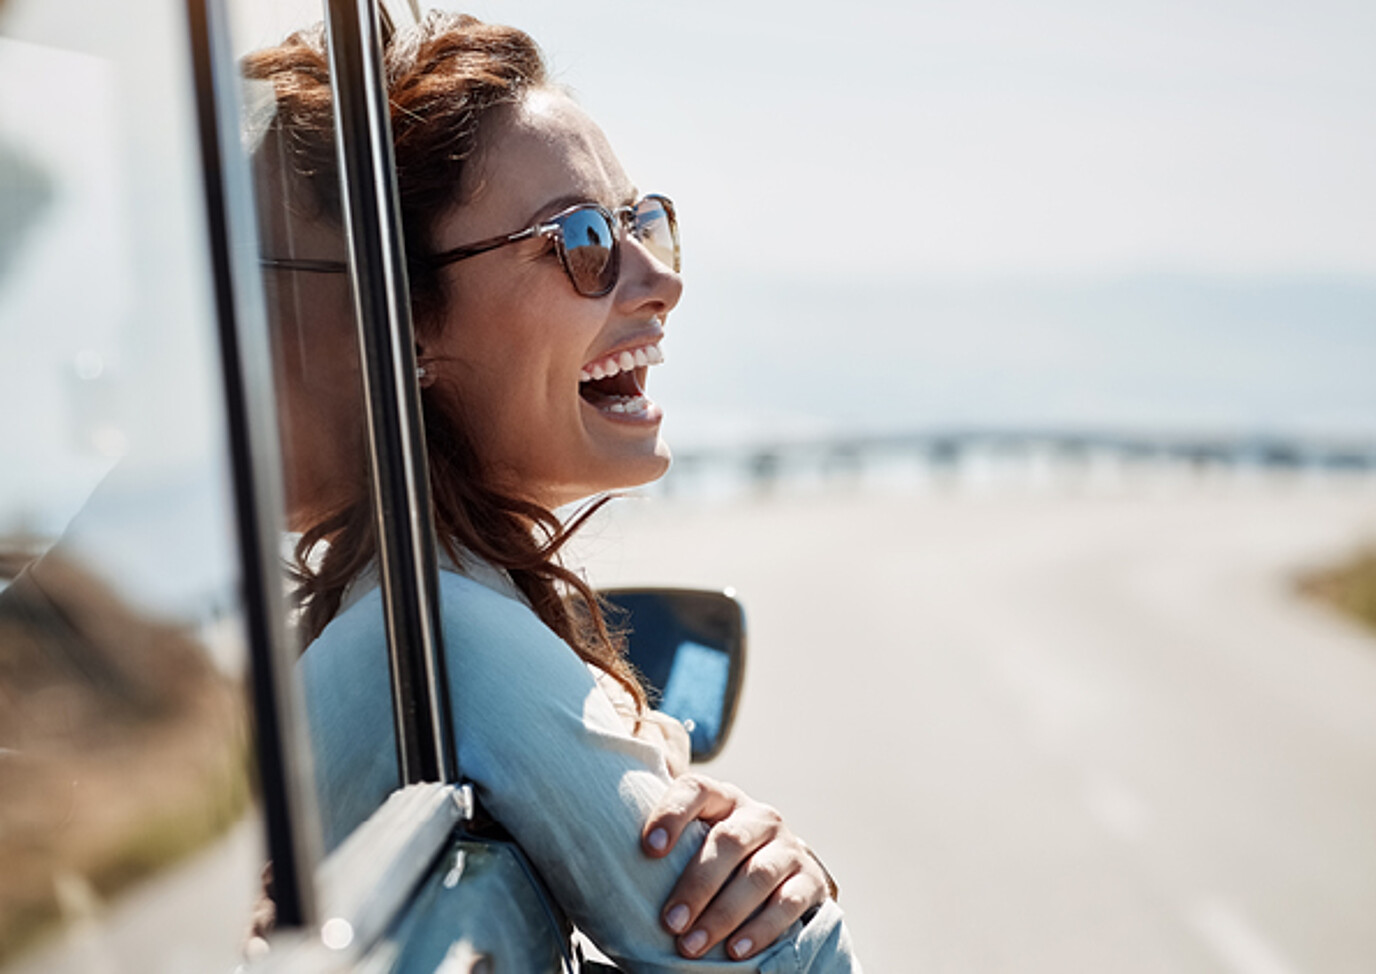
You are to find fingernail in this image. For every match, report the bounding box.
[731,937,753,958]
[682,929,707,955]
[665,904,689,933]
[647,828,668,852]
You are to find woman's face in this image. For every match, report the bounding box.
[426,89,682,510]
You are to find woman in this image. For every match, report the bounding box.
[248,12,859,970]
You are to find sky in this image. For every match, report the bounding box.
[447,0,1376,281]
[224,0,1376,280]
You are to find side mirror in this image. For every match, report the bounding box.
[599,588,746,763]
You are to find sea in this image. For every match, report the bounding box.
[653,270,1376,451]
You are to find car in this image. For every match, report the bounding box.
[0,1,744,970]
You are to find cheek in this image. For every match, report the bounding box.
[437,320,567,458]
[434,273,608,477]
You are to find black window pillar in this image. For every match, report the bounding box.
[324,0,455,786]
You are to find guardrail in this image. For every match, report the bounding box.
[657,429,1376,497]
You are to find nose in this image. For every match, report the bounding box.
[614,233,683,320]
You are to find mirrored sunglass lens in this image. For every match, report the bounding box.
[559,207,616,293]
[634,198,679,271]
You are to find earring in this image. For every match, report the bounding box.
[415,365,427,379]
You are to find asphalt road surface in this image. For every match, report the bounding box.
[578,474,1376,973]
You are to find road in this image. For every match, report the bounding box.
[577,475,1376,973]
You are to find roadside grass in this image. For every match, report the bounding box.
[1299,548,1376,634]
[0,549,256,968]
[0,728,253,966]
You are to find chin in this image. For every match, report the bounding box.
[548,439,672,510]
[635,439,673,486]
[600,437,673,494]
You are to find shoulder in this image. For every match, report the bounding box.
[437,566,594,696]
[300,582,386,679]
[307,567,544,648]
[436,568,561,652]
[303,566,601,728]
[305,567,573,668]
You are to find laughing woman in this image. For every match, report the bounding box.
[247,12,860,970]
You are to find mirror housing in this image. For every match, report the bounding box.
[599,588,746,763]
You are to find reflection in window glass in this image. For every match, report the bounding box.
[0,1,259,969]
[232,0,401,861]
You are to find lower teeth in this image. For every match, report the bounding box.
[604,395,648,414]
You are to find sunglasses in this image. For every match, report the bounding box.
[261,194,679,300]
[424,193,679,297]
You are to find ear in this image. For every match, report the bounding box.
[414,349,436,388]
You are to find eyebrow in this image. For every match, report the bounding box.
[528,187,640,225]
[529,194,588,223]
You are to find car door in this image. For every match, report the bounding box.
[0,0,277,968]
[2,1,742,968]
[193,0,575,968]
[0,0,568,968]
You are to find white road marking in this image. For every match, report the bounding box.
[1081,777,1152,842]
[1187,896,1302,974]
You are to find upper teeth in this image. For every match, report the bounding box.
[579,343,664,383]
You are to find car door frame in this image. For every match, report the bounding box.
[185,0,461,959]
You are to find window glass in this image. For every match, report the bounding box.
[230,0,405,857]
[0,0,261,968]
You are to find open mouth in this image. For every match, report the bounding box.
[578,342,664,418]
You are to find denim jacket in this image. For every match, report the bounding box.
[299,560,861,972]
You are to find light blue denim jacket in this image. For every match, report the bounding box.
[300,561,861,973]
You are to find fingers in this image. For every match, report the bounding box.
[663,798,783,926]
[660,802,806,957]
[641,775,833,960]
[671,837,803,958]
[663,811,832,960]
[641,774,740,859]
[720,868,829,960]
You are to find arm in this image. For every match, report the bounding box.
[601,672,836,961]
[435,571,860,972]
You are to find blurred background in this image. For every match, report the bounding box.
[2,0,1373,970]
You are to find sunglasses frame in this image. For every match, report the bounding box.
[422,193,679,297]
[259,194,679,298]
[258,256,349,273]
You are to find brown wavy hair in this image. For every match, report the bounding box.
[244,11,644,710]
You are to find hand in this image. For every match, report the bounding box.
[641,774,832,961]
